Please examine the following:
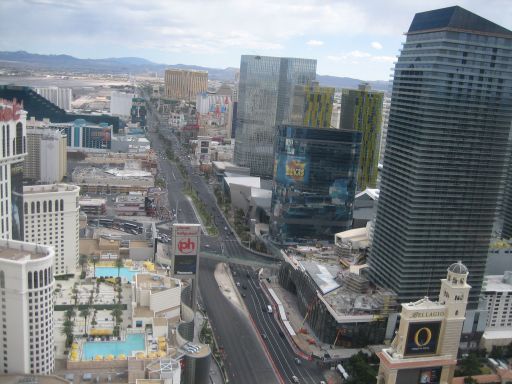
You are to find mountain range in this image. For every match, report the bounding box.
[0,51,390,91]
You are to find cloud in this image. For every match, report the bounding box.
[371,41,383,50]
[327,50,395,64]
[306,40,324,46]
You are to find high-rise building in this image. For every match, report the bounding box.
[25,120,67,183]
[164,69,208,102]
[340,83,383,190]
[290,81,334,128]
[0,99,27,240]
[0,239,55,374]
[378,96,391,163]
[35,86,72,111]
[52,119,112,150]
[369,6,512,306]
[270,125,361,243]
[110,91,134,117]
[234,55,317,178]
[23,184,80,276]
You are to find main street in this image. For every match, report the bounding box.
[231,264,325,384]
[145,104,281,384]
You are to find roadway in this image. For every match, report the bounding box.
[231,264,326,384]
[145,103,280,384]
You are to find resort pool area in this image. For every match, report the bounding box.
[82,334,145,360]
[95,267,139,281]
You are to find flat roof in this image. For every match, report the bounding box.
[484,275,512,293]
[24,183,79,195]
[300,260,340,294]
[224,176,261,189]
[136,273,178,291]
[0,243,49,261]
[80,198,106,206]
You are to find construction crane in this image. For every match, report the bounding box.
[299,297,319,334]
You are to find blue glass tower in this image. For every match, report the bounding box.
[270,125,361,244]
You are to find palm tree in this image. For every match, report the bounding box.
[92,255,100,278]
[111,306,123,326]
[79,307,91,336]
[115,256,124,278]
[62,319,74,347]
[78,254,88,274]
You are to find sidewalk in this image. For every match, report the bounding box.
[261,269,361,360]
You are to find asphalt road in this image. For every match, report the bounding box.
[231,264,326,384]
[145,103,281,384]
[199,258,279,384]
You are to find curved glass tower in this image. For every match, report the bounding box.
[369,6,512,306]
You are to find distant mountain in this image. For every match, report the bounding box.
[0,51,390,91]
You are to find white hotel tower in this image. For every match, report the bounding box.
[0,240,55,374]
[23,184,80,276]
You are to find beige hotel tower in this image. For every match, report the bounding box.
[377,262,470,384]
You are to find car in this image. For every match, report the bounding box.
[241,293,246,298]
[294,358,301,365]
[236,282,240,287]
[261,333,267,340]
[242,285,247,290]
[291,376,299,383]
[246,273,251,278]
[278,330,285,338]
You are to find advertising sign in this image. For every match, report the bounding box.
[276,155,310,185]
[171,224,201,277]
[10,163,24,241]
[404,321,441,357]
[418,367,442,384]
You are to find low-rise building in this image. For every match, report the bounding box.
[114,194,146,216]
[72,167,154,194]
[79,197,106,216]
[131,273,181,335]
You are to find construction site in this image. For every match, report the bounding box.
[276,246,397,350]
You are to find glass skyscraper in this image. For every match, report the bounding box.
[369,6,512,306]
[270,125,361,244]
[234,55,316,178]
[340,83,383,191]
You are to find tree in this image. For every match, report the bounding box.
[92,255,100,278]
[78,254,88,274]
[111,306,123,326]
[61,319,74,347]
[456,353,481,377]
[115,256,124,278]
[79,307,91,336]
[345,352,377,384]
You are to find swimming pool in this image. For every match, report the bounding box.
[94,267,139,281]
[82,333,145,360]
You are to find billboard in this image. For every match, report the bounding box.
[404,321,441,357]
[171,224,201,277]
[275,154,309,185]
[10,163,24,241]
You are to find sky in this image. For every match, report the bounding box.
[1,0,511,81]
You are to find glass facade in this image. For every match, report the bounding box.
[290,81,334,128]
[369,6,512,306]
[234,55,316,178]
[340,84,383,191]
[270,125,361,244]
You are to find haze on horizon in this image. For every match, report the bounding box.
[1,0,511,81]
